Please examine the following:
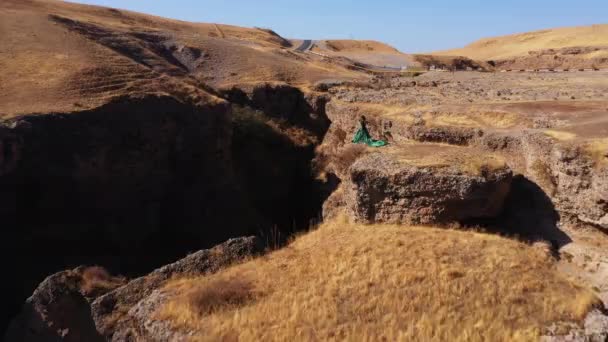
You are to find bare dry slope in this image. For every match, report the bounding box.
[311,39,417,68]
[0,0,362,117]
[435,24,608,60]
[321,40,401,53]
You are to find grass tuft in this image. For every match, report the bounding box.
[80,266,126,297]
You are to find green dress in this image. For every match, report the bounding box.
[352,122,387,147]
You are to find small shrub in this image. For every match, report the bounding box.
[313,128,360,179]
[530,159,556,194]
[333,144,367,177]
[188,276,256,316]
[80,266,126,297]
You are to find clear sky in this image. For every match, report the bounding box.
[68,0,607,53]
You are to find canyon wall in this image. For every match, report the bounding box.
[1,86,331,334]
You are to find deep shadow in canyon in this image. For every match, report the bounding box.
[1,90,332,334]
[462,175,572,251]
[3,85,573,335]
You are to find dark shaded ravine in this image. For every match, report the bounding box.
[1,87,332,334]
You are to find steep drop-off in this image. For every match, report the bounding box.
[1,88,331,334]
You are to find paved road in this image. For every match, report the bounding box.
[293,39,410,72]
[295,39,312,52]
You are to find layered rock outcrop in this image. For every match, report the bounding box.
[322,97,608,232]
[327,146,512,224]
[550,146,608,229]
[481,131,608,232]
[5,237,262,342]
[4,268,122,342]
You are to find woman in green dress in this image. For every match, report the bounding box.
[352,115,387,147]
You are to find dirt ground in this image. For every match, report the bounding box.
[332,70,608,140]
[326,70,608,308]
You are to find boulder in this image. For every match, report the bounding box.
[5,236,263,342]
[551,144,608,229]
[343,145,512,224]
[113,288,188,342]
[4,267,123,342]
[91,236,264,341]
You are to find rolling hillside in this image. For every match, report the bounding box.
[310,39,417,69]
[0,0,362,117]
[435,24,608,60]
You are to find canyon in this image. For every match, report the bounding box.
[2,0,608,340]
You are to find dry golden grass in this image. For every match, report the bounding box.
[351,105,522,130]
[541,133,608,167]
[323,40,400,53]
[424,113,481,128]
[156,217,598,341]
[476,111,526,128]
[436,24,608,60]
[0,0,363,116]
[530,159,557,195]
[312,40,417,69]
[331,144,369,177]
[428,111,524,129]
[385,143,508,176]
[544,130,577,141]
[583,138,608,167]
[333,101,431,126]
[80,266,126,297]
[460,154,509,176]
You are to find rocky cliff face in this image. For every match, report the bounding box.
[492,46,608,71]
[7,75,608,339]
[320,98,608,233]
[0,94,249,333]
[3,94,248,244]
[2,86,332,334]
[5,237,263,342]
[344,152,512,224]
[479,131,608,233]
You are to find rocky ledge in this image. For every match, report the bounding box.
[5,236,263,342]
[326,144,513,225]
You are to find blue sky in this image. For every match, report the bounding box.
[68,0,607,53]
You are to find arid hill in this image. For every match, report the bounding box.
[318,40,401,53]
[310,39,418,69]
[0,0,364,117]
[436,25,608,60]
[433,24,608,69]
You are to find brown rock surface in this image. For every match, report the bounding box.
[5,237,262,342]
[340,145,512,224]
[322,71,608,231]
[4,267,124,342]
[91,236,263,341]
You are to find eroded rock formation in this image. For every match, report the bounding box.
[342,152,512,224]
[5,237,262,342]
